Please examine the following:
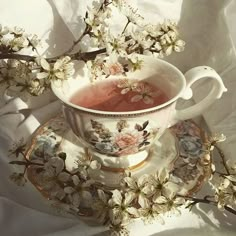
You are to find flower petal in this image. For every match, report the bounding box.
[64,186,75,194]
[57,172,71,182]
[152,203,168,214]
[124,192,136,206]
[97,189,108,204]
[40,58,50,71]
[81,190,92,202]
[71,192,81,207]
[131,94,142,103]
[137,174,149,187]
[164,46,173,56]
[124,177,137,190]
[174,197,185,205]
[143,96,154,104]
[126,207,140,217]
[112,189,122,205]
[55,71,65,80]
[90,160,101,170]
[138,194,150,208]
[158,168,169,184]
[175,39,185,47]
[121,88,130,94]
[36,72,49,79]
[142,184,155,196]
[154,196,167,204]
[72,175,80,186]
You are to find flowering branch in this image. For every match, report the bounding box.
[0,0,185,101]
[7,128,236,236]
[185,196,236,215]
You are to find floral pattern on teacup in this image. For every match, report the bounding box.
[85,119,156,157]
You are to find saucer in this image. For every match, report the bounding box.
[26,114,211,197]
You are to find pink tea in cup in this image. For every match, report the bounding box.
[70,79,169,112]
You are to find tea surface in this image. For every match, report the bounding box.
[70,79,169,112]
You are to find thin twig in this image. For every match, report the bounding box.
[60,25,90,56]
[0,53,36,62]
[121,20,130,34]
[185,196,236,215]
[214,144,230,175]
[0,48,107,63]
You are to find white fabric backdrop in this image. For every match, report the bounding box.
[0,0,236,235]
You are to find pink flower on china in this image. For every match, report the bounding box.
[117,146,139,156]
[103,54,124,75]
[107,62,124,75]
[114,131,143,152]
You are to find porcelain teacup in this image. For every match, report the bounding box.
[51,55,227,170]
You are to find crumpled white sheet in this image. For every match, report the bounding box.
[0,0,236,235]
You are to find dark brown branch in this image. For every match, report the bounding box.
[185,196,236,215]
[0,53,36,62]
[71,48,106,61]
[214,144,230,175]
[9,160,44,166]
[0,48,107,63]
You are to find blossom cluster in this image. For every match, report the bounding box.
[0,24,40,52]
[212,159,236,210]
[8,131,236,236]
[0,0,185,100]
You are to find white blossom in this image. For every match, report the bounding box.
[123,174,153,208]
[29,34,40,48]
[138,200,164,224]
[131,82,158,105]
[10,36,29,51]
[106,34,127,57]
[108,190,139,225]
[129,30,153,50]
[154,188,185,215]
[145,24,164,38]
[0,24,9,36]
[28,79,45,96]
[119,3,144,26]
[11,26,25,35]
[214,176,236,210]
[127,54,143,71]
[117,78,138,94]
[147,168,171,202]
[64,175,94,208]
[86,56,105,81]
[75,153,101,179]
[36,56,74,81]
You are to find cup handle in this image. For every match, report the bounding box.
[171,66,227,125]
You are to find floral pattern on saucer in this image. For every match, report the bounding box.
[170,120,210,186]
[26,115,211,199]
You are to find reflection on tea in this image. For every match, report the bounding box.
[70,79,169,112]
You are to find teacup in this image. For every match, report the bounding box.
[51,55,227,170]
